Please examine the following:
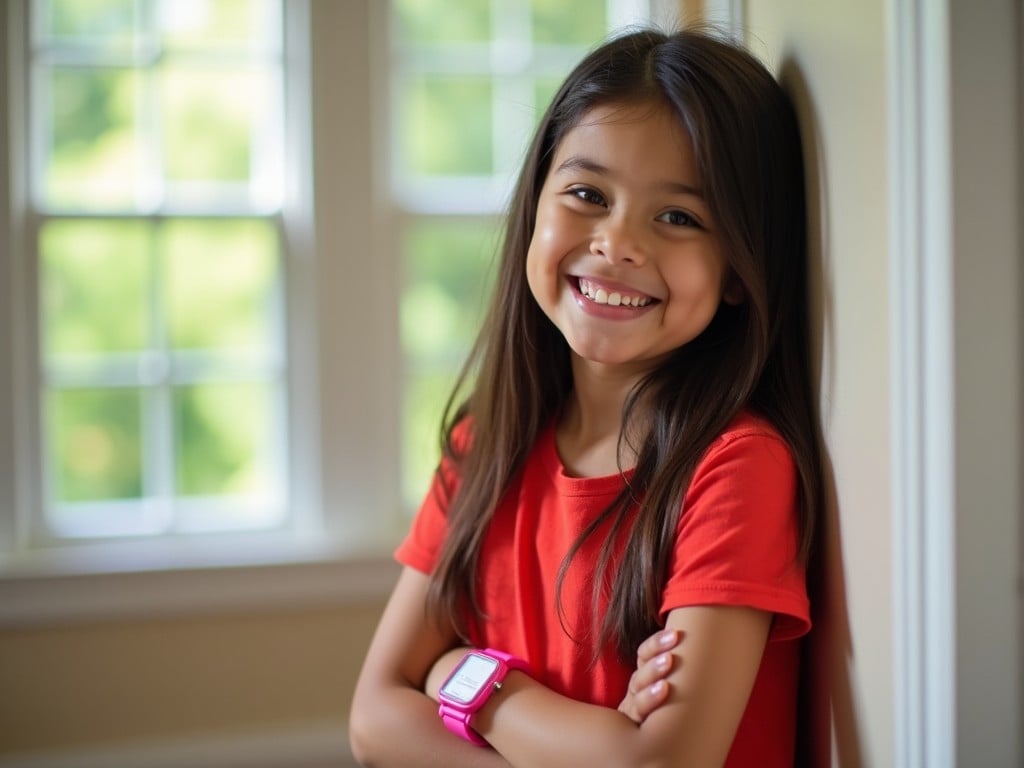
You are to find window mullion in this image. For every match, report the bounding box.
[146,217,174,532]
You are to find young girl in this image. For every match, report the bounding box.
[351,26,823,767]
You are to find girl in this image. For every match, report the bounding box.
[351,26,823,768]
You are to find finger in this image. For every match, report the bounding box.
[636,628,681,665]
[629,651,675,693]
[619,679,671,724]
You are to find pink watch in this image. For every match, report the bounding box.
[437,648,530,746]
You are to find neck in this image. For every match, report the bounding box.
[556,356,649,477]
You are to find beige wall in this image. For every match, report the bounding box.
[0,602,382,756]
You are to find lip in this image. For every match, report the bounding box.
[568,276,659,319]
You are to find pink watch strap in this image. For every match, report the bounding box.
[440,707,489,746]
[438,648,530,746]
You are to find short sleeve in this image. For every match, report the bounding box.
[659,424,810,641]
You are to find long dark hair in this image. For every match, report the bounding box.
[426,27,824,663]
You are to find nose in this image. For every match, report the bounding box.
[590,212,647,265]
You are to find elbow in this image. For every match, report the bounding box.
[347,714,370,767]
[347,697,378,767]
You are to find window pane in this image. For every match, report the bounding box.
[401,76,493,176]
[45,67,143,209]
[161,64,274,184]
[158,0,279,50]
[48,387,143,502]
[41,219,151,357]
[162,219,278,353]
[395,0,491,44]
[401,218,497,504]
[534,76,563,125]
[41,0,141,52]
[174,382,276,497]
[531,0,607,45]
[402,219,496,362]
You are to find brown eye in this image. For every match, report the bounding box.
[570,187,606,207]
[657,209,698,227]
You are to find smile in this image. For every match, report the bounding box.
[577,277,654,307]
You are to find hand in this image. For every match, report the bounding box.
[617,628,682,724]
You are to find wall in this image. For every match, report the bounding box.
[0,598,385,766]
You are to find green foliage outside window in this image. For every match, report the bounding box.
[34,0,285,534]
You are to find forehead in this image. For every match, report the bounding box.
[551,101,699,181]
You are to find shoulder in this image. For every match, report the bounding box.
[678,410,798,535]
[711,409,788,449]
[695,410,794,480]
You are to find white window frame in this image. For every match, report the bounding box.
[0,0,405,623]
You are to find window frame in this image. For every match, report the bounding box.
[0,0,405,624]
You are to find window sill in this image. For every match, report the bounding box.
[0,531,403,626]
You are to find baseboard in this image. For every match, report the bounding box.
[0,720,357,768]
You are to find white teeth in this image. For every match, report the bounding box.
[578,278,650,307]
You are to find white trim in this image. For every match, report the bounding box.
[889,1,955,765]
[0,0,20,548]
[0,720,357,768]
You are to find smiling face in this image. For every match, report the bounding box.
[526,102,738,378]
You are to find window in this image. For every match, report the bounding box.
[23,0,287,541]
[392,0,662,507]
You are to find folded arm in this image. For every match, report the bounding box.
[352,567,770,768]
[427,603,770,768]
[349,567,511,767]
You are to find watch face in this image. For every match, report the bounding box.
[440,652,499,704]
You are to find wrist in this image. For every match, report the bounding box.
[470,666,529,736]
[436,648,530,746]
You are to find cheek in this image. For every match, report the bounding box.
[665,260,724,301]
[525,213,568,293]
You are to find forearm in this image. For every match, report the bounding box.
[473,672,654,768]
[349,681,511,768]
[424,649,669,768]
[462,608,770,768]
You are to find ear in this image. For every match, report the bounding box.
[722,275,746,306]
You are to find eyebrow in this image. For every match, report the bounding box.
[554,154,705,198]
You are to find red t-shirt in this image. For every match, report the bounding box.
[396,411,810,767]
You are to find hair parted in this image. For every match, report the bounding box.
[426,26,824,663]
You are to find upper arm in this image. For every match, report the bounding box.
[637,604,772,766]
